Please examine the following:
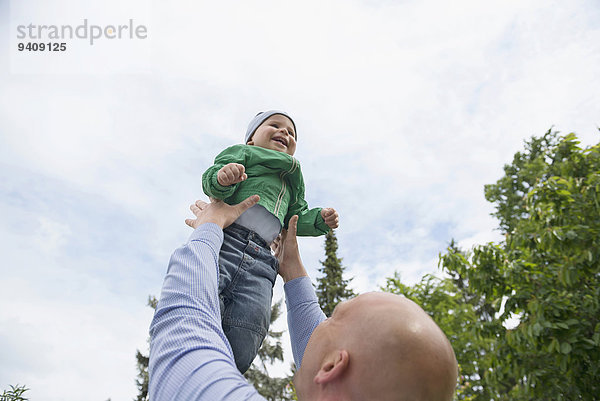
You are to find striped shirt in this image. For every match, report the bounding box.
[148,223,326,400]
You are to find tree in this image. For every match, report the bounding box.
[384,130,600,400]
[316,230,356,317]
[0,385,29,401]
[137,297,295,401]
[448,130,600,399]
[381,271,487,400]
[244,300,295,401]
[134,295,157,401]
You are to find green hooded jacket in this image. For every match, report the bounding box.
[202,145,329,237]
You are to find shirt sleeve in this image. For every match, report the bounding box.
[148,223,265,401]
[284,276,327,368]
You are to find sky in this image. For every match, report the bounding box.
[1,0,599,399]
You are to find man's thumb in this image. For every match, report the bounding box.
[237,195,260,213]
[288,215,299,236]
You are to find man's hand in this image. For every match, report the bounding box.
[271,215,308,283]
[185,195,259,229]
[217,163,247,186]
[321,208,339,229]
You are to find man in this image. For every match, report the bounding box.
[149,195,458,400]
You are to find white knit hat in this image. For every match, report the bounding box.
[244,110,297,144]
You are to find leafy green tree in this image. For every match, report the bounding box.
[135,295,157,401]
[316,230,356,317]
[487,130,598,398]
[244,300,295,401]
[0,385,29,401]
[385,130,600,400]
[381,271,486,400]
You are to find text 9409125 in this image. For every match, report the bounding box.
[17,42,67,52]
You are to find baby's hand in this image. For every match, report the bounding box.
[217,163,247,186]
[321,208,339,229]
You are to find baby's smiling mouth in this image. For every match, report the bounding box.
[272,137,287,147]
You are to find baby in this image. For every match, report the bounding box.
[201,110,338,373]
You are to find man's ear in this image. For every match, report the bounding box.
[314,350,349,385]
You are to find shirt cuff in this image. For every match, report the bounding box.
[188,223,224,248]
[284,276,318,309]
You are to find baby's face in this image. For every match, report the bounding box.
[247,114,297,156]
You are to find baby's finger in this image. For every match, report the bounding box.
[326,215,339,229]
[235,164,246,174]
[185,218,194,227]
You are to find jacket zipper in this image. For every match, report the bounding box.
[274,157,298,216]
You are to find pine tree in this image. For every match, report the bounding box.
[137,295,295,400]
[244,300,295,401]
[134,295,157,401]
[316,230,356,317]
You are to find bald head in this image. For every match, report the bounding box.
[295,292,458,401]
[348,293,457,400]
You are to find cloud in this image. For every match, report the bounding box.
[1,0,599,399]
[32,217,72,255]
[0,292,153,400]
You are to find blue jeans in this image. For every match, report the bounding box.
[218,223,279,373]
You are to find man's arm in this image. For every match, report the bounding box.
[273,216,327,367]
[149,196,265,400]
[285,277,327,368]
